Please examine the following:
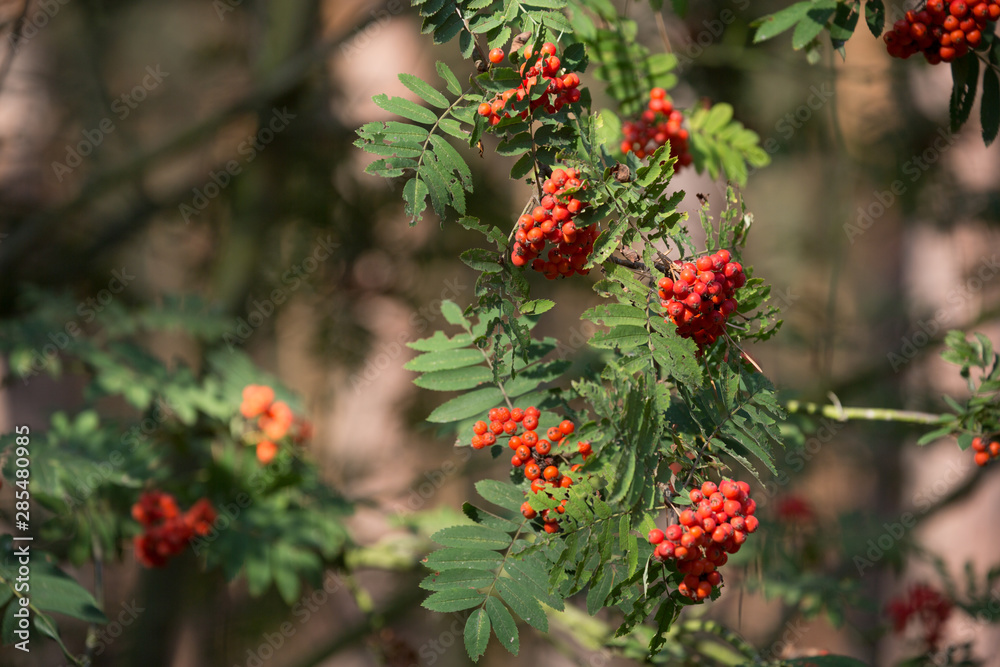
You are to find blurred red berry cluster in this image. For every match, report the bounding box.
[132,491,216,568]
[621,88,692,167]
[240,384,312,463]
[886,583,953,651]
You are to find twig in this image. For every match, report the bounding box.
[783,400,947,425]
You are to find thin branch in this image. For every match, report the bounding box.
[783,400,948,425]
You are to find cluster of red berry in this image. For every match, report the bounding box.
[972,435,1000,466]
[620,88,693,167]
[886,583,953,651]
[470,406,590,533]
[647,479,758,600]
[240,384,312,464]
[132,491,216,568]
[511,168,596,278]
[657,250,746,350]
[883,1,1000,63]
[476,42,581,126]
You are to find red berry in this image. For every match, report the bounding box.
[543,465,560,481]
[473,421,488,435]
[975,451,990,466]
[525,463,542,479]
[648,529,665,544]
[489,47,504,64]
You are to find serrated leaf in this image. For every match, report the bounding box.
[421,569,495,591]
[753,2,812,43]
[865,0,885,37]
[485,596,519,655]
[423,587,487,612]
[374,94,438,124]
[464,608,491,661]
[510,153,534,179]
[403,177,429,222]
[405,348,484,372]
[950,54,979,133]
[414,366,493,391]
[982,67,1000,146]
[791,1,837,50]
[433,525,513,550]
[408,331,473,352]
[426,387,504,423]
[495,577,548,632]
[476,479,525,512]
[424,547,504,571]
[461,248,503,273]
[440,300,469,327]
[430,134,473,187]
[437,61,463,96]
[399,72,450,108]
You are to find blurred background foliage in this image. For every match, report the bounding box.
[0,0,997,665]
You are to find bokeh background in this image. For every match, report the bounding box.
[0,0,999,665]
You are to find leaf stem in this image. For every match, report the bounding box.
[783,400,948,425]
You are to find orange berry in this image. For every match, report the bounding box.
[525,463,542,480]
[542,465,559,481]
[256,440,278,464]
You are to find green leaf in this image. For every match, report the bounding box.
[460,248,503,273]
[464,608,491,661]
[373,94,438,124]
[399,72,450,108]
[408,331,474,352]
[403,177,429,222]
[520,299,555,316]
[753,2,812,44]
[495,577,548,632]
[485,596,519,655]
[982,67,1000,146]
[426,387,504,423]
[441,299,469,327]
[413,366,493,391]
[791,1,837,50]
[829,1,860,43]
[423,588,486,612]
[424,547,504,571]
[432,525,513,550]
[950,54,979,133]
[437,61,463,96]
[865,0,885,37]
[421,569,496,591]
[28,560,108,623]
[475,480,525,512]
[404,348,484,372]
